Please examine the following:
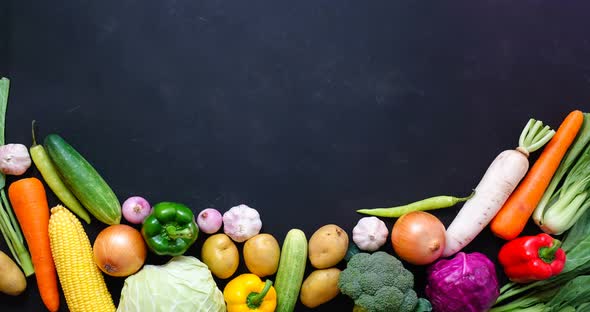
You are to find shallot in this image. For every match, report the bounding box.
[197,208,223,234]
[122,196,152,224]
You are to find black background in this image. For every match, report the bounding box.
[1,1,590,311]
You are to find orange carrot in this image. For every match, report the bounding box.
[8,177,59,312]
[491,110,585,240]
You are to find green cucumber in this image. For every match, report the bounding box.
[274,229,308,312]
[44,134,121,225]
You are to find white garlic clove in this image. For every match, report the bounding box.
[0,144,32,176]
[352,216,389,252]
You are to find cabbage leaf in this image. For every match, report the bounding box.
[117,256,226,312]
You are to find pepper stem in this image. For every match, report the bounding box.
[538,239,562,263]
[247,279,273,309]
[31,120,38,146]
[165,226,193,239]
[455,190,476,203]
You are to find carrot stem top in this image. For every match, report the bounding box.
[518,119,556,154]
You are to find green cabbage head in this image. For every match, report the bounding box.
[117,256,226,312]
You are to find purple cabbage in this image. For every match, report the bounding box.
[425,252,499,312]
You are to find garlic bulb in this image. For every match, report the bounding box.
[222,204,262,243]
[352,217,389,251]
[0,144,32,176]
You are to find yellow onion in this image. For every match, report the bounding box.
[93,224,147,277]
[391,211,446,265]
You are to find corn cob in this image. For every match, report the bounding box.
[49,205,115,312]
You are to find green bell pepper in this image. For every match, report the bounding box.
[141,202,199,256]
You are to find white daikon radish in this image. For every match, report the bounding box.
[442,119,555,257]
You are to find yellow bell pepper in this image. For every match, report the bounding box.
[223,273,277,312]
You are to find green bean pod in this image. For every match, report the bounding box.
[356,192,474,218]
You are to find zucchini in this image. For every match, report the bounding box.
[44,134,121,225]
[274,229,308,312]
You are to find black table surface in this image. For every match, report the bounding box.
[1,1,589,311]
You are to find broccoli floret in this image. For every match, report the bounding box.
[338,251,428,312]
[415,298,433,312]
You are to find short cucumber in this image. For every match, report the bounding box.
[44,134,121,225]
[274,229,308,312]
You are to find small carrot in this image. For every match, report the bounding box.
[491,110,585,240]
[8,177,59,312]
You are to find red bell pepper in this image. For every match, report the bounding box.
[498,233,566,283]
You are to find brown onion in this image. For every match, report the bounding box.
[391,211,446,265]
[93,224,147,277]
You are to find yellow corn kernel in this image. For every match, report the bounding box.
[49,205,115,312]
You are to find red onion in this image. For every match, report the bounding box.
[122,196,152,224]
[197,208,223,234]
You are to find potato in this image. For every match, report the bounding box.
[0,250,26,296]
[201,233,239,279]
[300,268,341,308]
[308,224,349,269]
[243,233,280,277]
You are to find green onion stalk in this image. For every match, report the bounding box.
[0,77,34,276]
